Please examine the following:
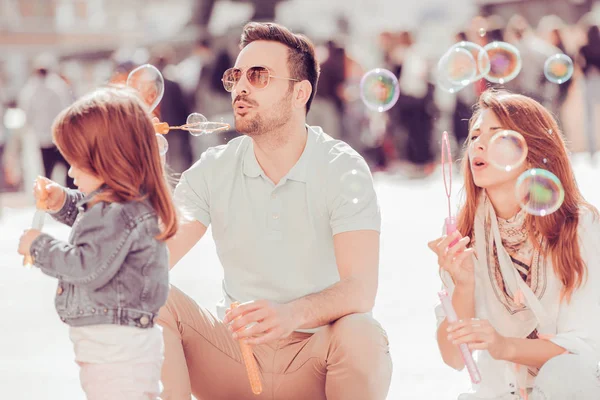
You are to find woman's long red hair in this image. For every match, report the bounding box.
[52,86,177,240]
[457,89,598,300]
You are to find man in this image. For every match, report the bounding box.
[158,22,392,400]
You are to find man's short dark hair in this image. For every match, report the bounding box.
[240,22,320,114]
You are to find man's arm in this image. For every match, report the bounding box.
[167,220,207,269]
[225,229,380,345]
[290,229,379,329]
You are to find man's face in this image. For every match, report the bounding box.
[230,41,295,136]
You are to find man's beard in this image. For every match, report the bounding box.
[235,89,293,136]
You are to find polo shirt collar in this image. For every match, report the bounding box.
[242,124,319,183]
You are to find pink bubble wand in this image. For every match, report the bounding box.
[440,131,482,384]
[441,131,458,245]
[438,290,482,384]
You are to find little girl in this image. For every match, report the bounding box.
[18,87,178,399]
[428,90,600,399]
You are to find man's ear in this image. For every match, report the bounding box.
[293,80,312,110]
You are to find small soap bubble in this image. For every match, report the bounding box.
[126,64,164,112]
[340,169,372,203]
[544,54,574,84]
[359,69,400,112]
[515,169,565,217]
[484,41,522,84]
[156,134,169,156]
[487,130,528,172]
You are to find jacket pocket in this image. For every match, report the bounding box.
[54,282,72,314]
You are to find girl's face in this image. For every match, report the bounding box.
[67,165,104,195]
[467,109,528,190]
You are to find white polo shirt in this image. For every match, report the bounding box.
[175,125,381,323]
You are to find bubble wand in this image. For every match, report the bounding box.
[23,178,47,268]
[230,302,263,395]
[440,131,481,384]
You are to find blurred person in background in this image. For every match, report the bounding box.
[153,47,193,173]
[309,40,346,139]
[503,15,561,113]
[177,37,215,111]
[184,37,238,160]
[392,32,438,178]
[537,15,574,109]
[0,82,5,194]
[578,24,600,160]
[18,53,74,188]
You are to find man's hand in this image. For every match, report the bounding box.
[223,300,300,346]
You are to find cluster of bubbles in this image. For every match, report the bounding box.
[436,40,574,94]
[468,129,565,216]
[126,64,228,156]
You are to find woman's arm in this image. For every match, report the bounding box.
[501,337,566,369]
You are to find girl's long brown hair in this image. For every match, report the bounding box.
[52,86,177,240]
[457,89,598,300]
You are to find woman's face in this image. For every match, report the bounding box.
[467,109,529,190]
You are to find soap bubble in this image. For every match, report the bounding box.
[484,41,522,84]
[515,169,565,217]
[544,54,574,84]
[359,69,400,112]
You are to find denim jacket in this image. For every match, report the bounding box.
[29,187,169,329]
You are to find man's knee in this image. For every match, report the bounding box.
[156,285,191,332]
[327,314,392,398]
[329,314,391,364]
[532,354,600,399]
[331,314,389,344]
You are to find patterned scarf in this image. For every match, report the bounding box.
[484,199,548,378]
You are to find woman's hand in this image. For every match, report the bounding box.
[428,230,475,287]
[447,318,511,360]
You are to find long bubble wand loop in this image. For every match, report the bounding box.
[441,131,458,246]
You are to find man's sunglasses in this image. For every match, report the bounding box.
[221,66,299,92]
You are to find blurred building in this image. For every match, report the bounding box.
[477,0,594,24]
[0,0,196,99]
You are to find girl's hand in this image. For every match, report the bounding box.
[18,229,42,256]
[34,176,65,211]
[447,318,511,360]
[428,231,475,287]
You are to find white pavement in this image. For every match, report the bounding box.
[1,154,598,400]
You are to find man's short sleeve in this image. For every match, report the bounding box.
[328,155,381,235]
[174,153,212,227]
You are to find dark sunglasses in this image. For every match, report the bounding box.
[221,66,299,92]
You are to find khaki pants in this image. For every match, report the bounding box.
[157,285,393,400]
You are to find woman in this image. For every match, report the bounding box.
[428,90,600,399]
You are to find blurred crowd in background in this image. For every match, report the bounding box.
[1,0,600,200]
